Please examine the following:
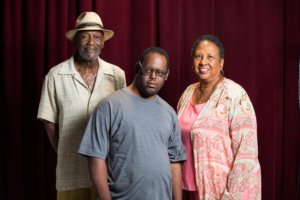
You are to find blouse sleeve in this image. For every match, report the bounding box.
[222,90,261,200]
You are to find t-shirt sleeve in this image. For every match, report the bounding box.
[168,113,186,163]
[78,100,111,159]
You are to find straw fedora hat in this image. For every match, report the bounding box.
[66,11,114,41]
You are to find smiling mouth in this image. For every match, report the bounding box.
[86,48,96,52]
[199,68,209,73]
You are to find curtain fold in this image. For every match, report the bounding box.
[1,0,299,199]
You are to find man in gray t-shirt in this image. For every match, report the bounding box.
[78,47,186,200]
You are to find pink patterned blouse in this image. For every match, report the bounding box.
[177,78,261,200]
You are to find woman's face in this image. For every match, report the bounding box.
[192,40,224,82]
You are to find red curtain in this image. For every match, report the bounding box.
[1,0,300,199]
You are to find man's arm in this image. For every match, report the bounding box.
[171,162,182,200]
[88,157,111,200]
[42,120,58,153]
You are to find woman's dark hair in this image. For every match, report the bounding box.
[191,34,224,59]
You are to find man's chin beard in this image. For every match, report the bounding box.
[78,50,101,61]
[140,89,157,98]
[80,55,99,62]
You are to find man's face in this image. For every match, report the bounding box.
[135,53,169,98]
[75,31,104,61]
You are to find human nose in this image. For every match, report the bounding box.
[149,70,157,79]
[87,36,95,45]
[199,56,208,65]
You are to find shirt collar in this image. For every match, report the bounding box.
[57,56,117,76]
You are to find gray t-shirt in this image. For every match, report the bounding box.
[78,88,186,200]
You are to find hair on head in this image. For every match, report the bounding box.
[191,34,224,59]
[139,47,170,67]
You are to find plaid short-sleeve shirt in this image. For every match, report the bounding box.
[37,56,126,191]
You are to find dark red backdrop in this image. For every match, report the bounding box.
[1,0,300,199]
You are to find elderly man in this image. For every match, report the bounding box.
[37,11,126,200]
[78,47,186,200]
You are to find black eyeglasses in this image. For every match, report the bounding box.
[138,61,168,78]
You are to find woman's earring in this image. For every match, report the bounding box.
[220,69,224,76]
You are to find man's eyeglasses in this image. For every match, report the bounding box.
[138,61,168,78]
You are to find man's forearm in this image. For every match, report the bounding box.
[171,162,183,200]
[88,157,111,200]
[43,120,58,153]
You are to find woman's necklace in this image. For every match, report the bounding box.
[194,76,224,104]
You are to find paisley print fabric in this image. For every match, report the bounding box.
[177,78,261,200]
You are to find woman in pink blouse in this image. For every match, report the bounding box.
[177,35,261,200]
